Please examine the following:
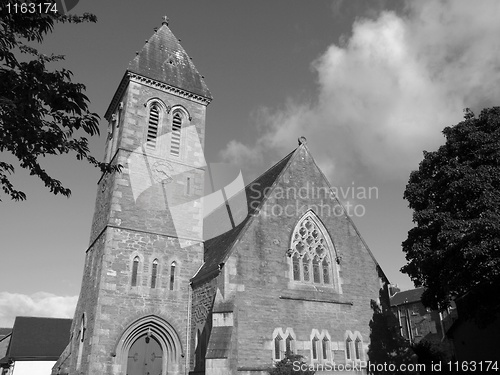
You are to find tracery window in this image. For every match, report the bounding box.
[288,211,339,289]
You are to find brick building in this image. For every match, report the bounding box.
[53,18,389,375]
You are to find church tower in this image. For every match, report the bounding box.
[57,17,212,375]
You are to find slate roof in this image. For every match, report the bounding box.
[128,20,212,100]
[390,287,425,306]
[3,317,72,361]
[191,148,297,284]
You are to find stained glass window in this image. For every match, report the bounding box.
[289,212,338,288]
[292,253,300,281]
[322,258,330,284]
[313,256,321,283]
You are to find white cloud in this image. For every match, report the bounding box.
[0,292,77,327]
[221,0,500,184]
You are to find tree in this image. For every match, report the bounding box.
[0,0,118,201]
[268,352,315,375]
[402,107,500,322]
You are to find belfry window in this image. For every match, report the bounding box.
[131,256,139,287]
[147,104,160,149]
[288,211,339,289]
[170,112,182,156]
[151,259,158,289]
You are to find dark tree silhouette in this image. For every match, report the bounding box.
[269,352,315,375]
[0,0,119,201]
[402,107,500,323]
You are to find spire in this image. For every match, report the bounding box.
[127,17,212,100]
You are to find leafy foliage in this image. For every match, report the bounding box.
[367,288,413,374]
[402,107,500,320]
[269,352,315,375]
[0,0,118,201]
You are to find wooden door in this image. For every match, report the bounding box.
[127,335,163,375]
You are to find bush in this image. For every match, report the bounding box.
[269,352,315,375]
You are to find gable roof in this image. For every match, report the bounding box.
[3,317,72,361]
[191,148,297,285]
[128,20,212,100]
[390,287,425,306]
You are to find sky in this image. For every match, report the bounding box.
[1,0,500,327]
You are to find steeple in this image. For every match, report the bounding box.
[127,17,212,100]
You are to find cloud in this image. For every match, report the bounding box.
[221,0,500,184]
[0,292,77,327]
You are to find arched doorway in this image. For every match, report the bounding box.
[127,333,163,375]
[115,315,183,375]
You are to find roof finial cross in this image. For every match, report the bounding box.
[162,15,169,26]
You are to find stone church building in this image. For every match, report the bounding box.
[53,18,389,375]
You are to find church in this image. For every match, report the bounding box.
[52,17,389,375]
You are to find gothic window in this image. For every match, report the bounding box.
[355,337,361,360]
[313,256,320,283]
[169,261,176,290]
[170,112,182,156]
[292,253,300,281]
[151,259,158,289]
[285,334,294,355]
[322,337,330,360]
[146,104,160,150]
[346,337,352,360]
[288,211,339,289]
[303,254,310,282]
[274,334,282,360]
[131,256,139,287]
[311,336,319,360]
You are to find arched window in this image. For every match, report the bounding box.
[322,258,330,284]
[355,337,362,360]
[285,334,294,355]
[151,259,158,289]
[288,211,340,290]
[303,254,310,282]
[292,253,300,281]
[170,112,182,156]
[311,336,319,360]
[322,337,330,361]
[274,334,282,360]
[146,104,160,150]
[169,261,176,291]
[131,256,139,287]
[346,337,352,360]
[313,256,320,283]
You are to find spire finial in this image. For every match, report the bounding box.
[162,15,169,26]
[298,136,307,145]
